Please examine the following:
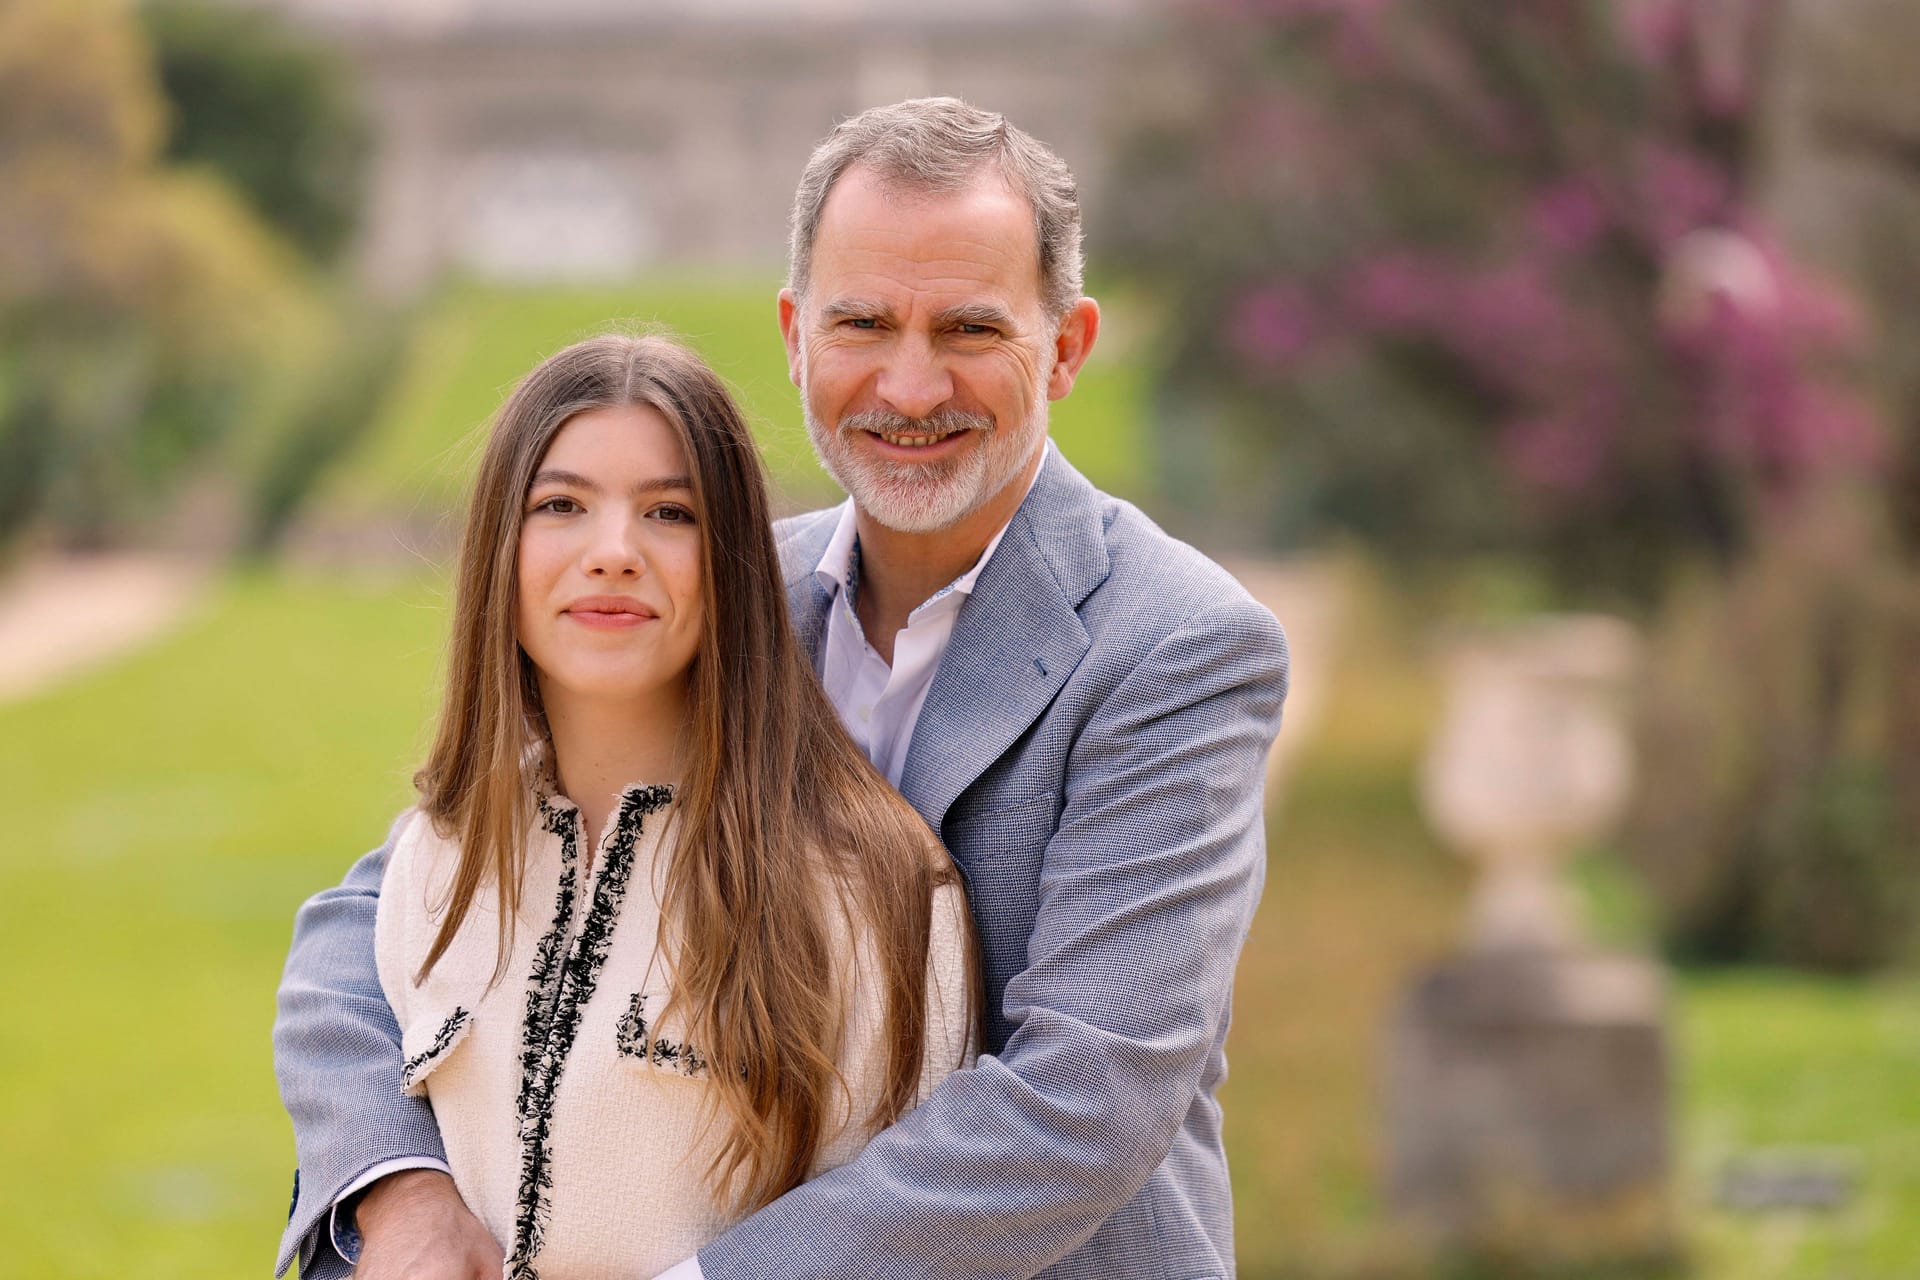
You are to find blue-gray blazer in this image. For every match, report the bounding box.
[274,447,1288,1279]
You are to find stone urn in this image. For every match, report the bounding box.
[1386,614,1672,1264]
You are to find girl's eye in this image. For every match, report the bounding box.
[533,496,580,515]
[652,504,696,525]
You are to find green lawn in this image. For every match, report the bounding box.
[0,572,446,1276]
[314,276,1152,531]
[1,565,1914,1277]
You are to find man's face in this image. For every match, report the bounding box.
[779,166,1068,535]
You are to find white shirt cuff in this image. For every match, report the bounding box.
[327,1156,455,1265]
[652,1256,705,1280]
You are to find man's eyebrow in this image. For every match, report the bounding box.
[934,302,1017,330]
[529,469,694,497]
[819,298,894,323]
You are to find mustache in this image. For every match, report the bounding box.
[840,407,994,439]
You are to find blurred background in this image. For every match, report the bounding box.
[1,0,1915,1276]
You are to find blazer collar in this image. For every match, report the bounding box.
[782,445,1111,828]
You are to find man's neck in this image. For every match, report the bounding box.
[852,446,1043,663]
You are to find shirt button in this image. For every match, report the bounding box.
[859,704,874,721]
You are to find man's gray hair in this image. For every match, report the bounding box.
[788,97,1085,320]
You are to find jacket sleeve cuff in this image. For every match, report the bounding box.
[322,1157,455,1270]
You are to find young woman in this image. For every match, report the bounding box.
[373,334,977,1279]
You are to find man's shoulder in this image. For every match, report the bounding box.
[774,505,843,581]
[1081,486,1280,641]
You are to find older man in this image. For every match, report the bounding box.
[276,97,1288,1280]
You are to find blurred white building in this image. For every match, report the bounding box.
[234,0,1190,292]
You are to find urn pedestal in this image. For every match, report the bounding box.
[1387,616,1671,1262]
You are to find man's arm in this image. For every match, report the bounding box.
[696,599,1289,1279]
[273,819,453,1277]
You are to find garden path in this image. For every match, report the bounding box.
[0,553,212,704]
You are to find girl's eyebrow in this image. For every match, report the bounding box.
[529,469,694,497]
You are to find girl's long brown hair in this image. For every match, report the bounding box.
[411,333,977,1213]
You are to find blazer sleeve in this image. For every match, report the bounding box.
[697,598,1289,1279]
[272,812,448,1278]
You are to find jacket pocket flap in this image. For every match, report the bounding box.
[613,991,710,1078]
[400,1004,475,1095]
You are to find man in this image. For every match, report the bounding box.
[276,97,1288,1280]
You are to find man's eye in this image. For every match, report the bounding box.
[957,323,995,336]
[533,496,580,515]
[846,317,879,330]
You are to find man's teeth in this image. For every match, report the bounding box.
[879,432,943,447]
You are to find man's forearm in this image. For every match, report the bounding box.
[274,824,450,1276]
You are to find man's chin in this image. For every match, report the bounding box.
[847,481,984,535]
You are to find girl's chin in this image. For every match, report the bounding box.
[536,669,692,711]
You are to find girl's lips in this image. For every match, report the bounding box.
[565,609,654,630]
[564,597,659,629]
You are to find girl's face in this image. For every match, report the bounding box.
[515,404,705,713]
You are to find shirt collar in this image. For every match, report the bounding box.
[812,443,1050,610]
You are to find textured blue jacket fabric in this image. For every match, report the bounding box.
[273,447,1288,1279]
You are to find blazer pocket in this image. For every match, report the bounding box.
[399,1003,475,1095]
[613,990,711,1078]
[942,789,1061,859]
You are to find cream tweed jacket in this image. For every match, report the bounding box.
[375,782,974,1280]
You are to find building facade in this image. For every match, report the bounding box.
[240,0,1188,292]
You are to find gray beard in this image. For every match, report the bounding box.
[807,405,1019,534]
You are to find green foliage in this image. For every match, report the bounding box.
[1629,520,1920,972]
[142,0,370,267]
[0,0,322,548]
[245,303,414,552]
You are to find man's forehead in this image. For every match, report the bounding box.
[808,166,1044,304]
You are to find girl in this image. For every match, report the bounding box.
[374,334,976,1279]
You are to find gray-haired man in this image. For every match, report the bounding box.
[276,97,1287,1280]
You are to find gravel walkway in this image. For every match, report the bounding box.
[0,554,212,704]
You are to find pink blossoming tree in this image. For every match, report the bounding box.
[1114,0,1876,605]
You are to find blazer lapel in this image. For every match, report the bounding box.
[779,507,841,665]
[899,448,1109,828]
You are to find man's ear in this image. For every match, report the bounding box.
[777,289,803,389]
[1047,297,1101,402]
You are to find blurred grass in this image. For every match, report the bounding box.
[1220,565,1920,1280]
[0,570,447,1276]
[311,274,1151,532]
[0,560,1914,1277]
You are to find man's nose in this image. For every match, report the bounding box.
[874,338,954,421]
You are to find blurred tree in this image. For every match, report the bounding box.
[1111,0,1918,970]
[0,0,319,547]
[141,0,369,267]
[1112,0,1873,606]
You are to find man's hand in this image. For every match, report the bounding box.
[351,1169,503,1280]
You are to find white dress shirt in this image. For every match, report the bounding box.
[811,492,1025,787]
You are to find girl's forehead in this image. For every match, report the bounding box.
[536,404,691,480]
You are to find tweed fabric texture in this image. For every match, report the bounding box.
[369,788,972,1279]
